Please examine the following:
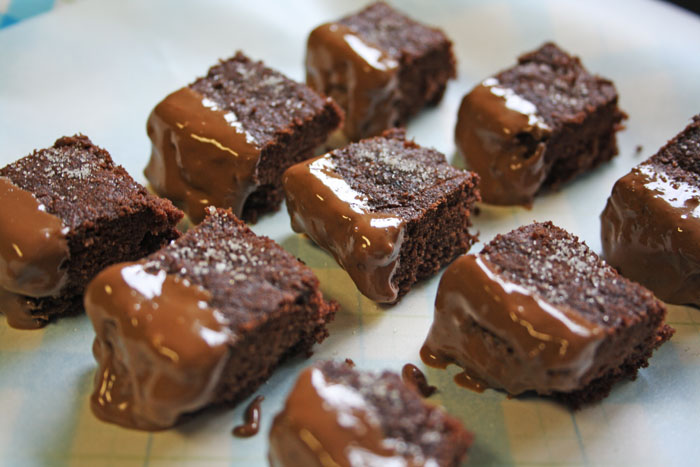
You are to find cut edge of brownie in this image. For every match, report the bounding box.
[393,145,480,299]
[243,93,344,222]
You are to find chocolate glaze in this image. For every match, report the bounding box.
[602,162,700,306]
[453,371,488,394]
[0,176,69,329]
[455,78,551,206]
[419,346,488,394]
[307,23,399,141]
[145,87,261,223]
[401,363,436,398]
[268,367,416,467]
[283,153,405,303]
[86,261,233,430]
[421,254,604,395]
[233,395,264,438]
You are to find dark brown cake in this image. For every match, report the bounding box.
[0,135,182,329]
[422,222,673,408]
[455,42,626,206]
[268,360,472,466]
[306,1,456,141]
[283,129,479,303]
[145,51,343,224]
[85,207,337,430]
[602,115,700,306]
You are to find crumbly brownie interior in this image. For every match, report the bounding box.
[190,53,343,221]
[648,115,700,182]
[0,135,182,320]
[329,129,479,299]
[140,209,336,406]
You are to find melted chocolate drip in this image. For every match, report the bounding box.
[401,363,436,398]
[232,395,264,438]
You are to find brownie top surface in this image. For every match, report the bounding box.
[142,208,317,331]
[481,221,660,328]
[317,360,464,461]
[337,1,449,59]
[0,135,156,231]
[494,42,619,128]
[646,114,700,185]
[189,52,330,148]
[326,129,477,220]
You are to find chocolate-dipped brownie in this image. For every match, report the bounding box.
[268,360,472,467]
[602,115,700,307]
[422,222,673,407]
[0,135,182,330]
[145,51,343,224]
[306,1,456,141]
[455,42,626,206]
[86,207,336,430]
[283,129,479,303]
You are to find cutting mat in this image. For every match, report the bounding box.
[1,1,699,465]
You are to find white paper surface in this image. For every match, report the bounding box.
[1,1,700,465]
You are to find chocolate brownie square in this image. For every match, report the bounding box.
[422,222,673,407]
[455,42,626,206]
[145,51,343,224]
[86,207,337,430]
[306,1,456,141]
[602,115,700,306]
[283,129,479,303]
[0,135,182,329]
[269,360,472,466]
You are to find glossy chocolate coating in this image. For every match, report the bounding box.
[268,367,418,467]
[284,153,405,303]
[0,176,69,297]
[307,22,399,141]
[145,87,261,224]
[0,176,69,329]
[455,79,551,206]
[86,261,233,430]
[602,162,700,306]
[422,254,604,395]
